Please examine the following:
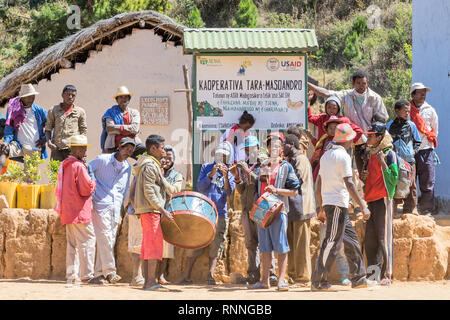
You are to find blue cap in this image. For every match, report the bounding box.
[243,136,259,147]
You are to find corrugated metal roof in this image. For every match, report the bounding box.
[183,28,318,54]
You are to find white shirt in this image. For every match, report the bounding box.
[319,144,353,208]
[329,88,388,142]
[417,101,438,150]
[17,108,40,151]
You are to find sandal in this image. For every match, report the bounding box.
[144,284,169,292]
[380,278,392,286]
[106,273,122,284]
[88,276,107,285]
[341,279,351,286]
[248,281,269,290]
[277,282,289,291]
[178,279,193,285]
[206,278,217,285]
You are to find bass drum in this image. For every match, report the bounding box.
[161,191,218,250]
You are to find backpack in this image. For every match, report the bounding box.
[392,137,415,163]
[394,155,413,199]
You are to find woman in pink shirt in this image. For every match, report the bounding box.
[308,96,363,144]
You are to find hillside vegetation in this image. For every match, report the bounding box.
[0,0,412,114]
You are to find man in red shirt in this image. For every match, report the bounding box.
[55,135,97,286]
[361,122,399,286]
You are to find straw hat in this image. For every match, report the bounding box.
[113,86,133,99]
[68,135,91,148]
[18,84,39,98]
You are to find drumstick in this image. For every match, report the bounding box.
[168,202,182,233]
[171,218,183,233]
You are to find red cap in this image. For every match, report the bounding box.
[323,115,344,130]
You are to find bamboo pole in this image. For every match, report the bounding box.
[174,64,193,189]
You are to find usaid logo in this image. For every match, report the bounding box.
[281,58,303,71]
[266,58,280,71]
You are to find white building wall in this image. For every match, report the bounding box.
[32,28,193,180]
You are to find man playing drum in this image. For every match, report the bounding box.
[248,134,301,291]
[157,145,184,285]
[132,134,176,291]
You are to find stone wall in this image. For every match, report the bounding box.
[1,208,449,282]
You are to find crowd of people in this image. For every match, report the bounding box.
[0,69,439,292]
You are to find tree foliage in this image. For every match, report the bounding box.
[26,0,170,59]
[186,6,205,28]
[27,1,73,58]
[234,0,258,28]
[171,0,205,27]
[1,0,413,117]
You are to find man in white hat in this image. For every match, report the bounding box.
[2,84,48,161]
[54,135,97,286]
[100,86,146,159]
[45,85,87,161]
[408,83,438,216]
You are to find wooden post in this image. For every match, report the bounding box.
[174,64,193,189]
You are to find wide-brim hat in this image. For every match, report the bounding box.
[68,135,91,148]
[215,141,232,157]
[333,123,356,143]
[19,84,39,98]
[113,86,133,99]
[410,82,430,95]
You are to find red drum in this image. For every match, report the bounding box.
[249,192,284,229]
[161,191,218,250]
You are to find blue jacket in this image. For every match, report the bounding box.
[197,162,235,218]
[386,118,421,163]
[4,104,48,159]
[100,105,124,152]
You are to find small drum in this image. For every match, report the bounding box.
[249,192,284,229]
[161,191,218,250]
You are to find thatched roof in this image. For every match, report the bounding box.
[0,10,185,107]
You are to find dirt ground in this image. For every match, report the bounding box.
[0,279,449,300]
